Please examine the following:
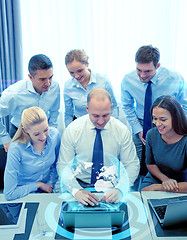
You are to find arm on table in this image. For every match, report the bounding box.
[142,182,187,193]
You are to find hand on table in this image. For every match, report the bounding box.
[162,178,178,192]
[37,182,54,193]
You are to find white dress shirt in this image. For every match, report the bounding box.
[57,115,139,195]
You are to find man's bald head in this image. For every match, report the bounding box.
[87,88,112,106]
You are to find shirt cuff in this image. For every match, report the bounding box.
[72,188,81,197]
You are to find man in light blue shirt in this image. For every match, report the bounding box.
[121,45,187,177]
[0,54,60,152]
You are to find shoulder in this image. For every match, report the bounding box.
[121,70,138,84]
[48,127,60,139]
[108,117,130,135]
[8,141,25,157]
[183,135,187,145]
[63,78,77,90]
[92,71,109,81]
[3,80,27,94]
[64,115,89,135]
[158,67,183,80]
[146,127,159,141]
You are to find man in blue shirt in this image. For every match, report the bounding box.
[121,45,187,181]
[0,54,60,152]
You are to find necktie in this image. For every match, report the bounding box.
[91,128,103,185]
[143,81,152,139]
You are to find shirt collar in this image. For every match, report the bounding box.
[87,115,110,131]
[150,70,159,85]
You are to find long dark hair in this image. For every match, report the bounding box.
[151,95,187,135]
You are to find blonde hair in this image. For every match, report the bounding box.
[65,49,89,65]
[12,106,47,144]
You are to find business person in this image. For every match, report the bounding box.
[121,45,187,164]
[0,54,60,152]
[57,88,139,206]
[141,95,187,192]
[4,106,60,200]
[63,49,119,127]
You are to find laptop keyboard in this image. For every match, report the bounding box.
[154,205,167,219]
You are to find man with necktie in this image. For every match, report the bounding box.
[57,89,139,206]
[121,45,187,186]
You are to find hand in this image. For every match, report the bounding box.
[162,178,178,192]
[138,131,145,145]
[75,189,99,206]
[4,142,11,152]
[37,182,53,193]
[101,188,122,204]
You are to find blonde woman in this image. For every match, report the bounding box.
[4,107,60,200]
[64,49,119,127]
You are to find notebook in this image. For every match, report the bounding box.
[148,195,187,228]
[0,202,25,229]
[61,201,126,228]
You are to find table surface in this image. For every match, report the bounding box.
[0,191,187,240]
[0,192,153,240]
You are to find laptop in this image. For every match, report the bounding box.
[0,202,25,229]
[148,195,187,228]
[61,201,126,228]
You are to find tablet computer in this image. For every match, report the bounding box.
[0,202,25,229]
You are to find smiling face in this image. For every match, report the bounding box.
[86,97,112,129]
[24,120,49,146]
[28,68,53,94]
[66,60,91,85]
[136,61,160,83]
[152,106,175,137]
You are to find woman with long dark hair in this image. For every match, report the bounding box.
[141,95,187,192]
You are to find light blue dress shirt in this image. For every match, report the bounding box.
[0,79,60,144]
[121,66,187,135]
[4,127,61,200]
[63,70,119,127]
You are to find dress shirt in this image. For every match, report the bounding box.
[121,66,187,135]
[57,115,139,195]
[0,79,60,144]
[63,70,119,127]
[4,127,61,201]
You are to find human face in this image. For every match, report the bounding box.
[25,120,49,146]
[86,98,112,129]
[28,68,53,94]
[152,106,174,137]
[66,60,90,85]
[136,61,160,83]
